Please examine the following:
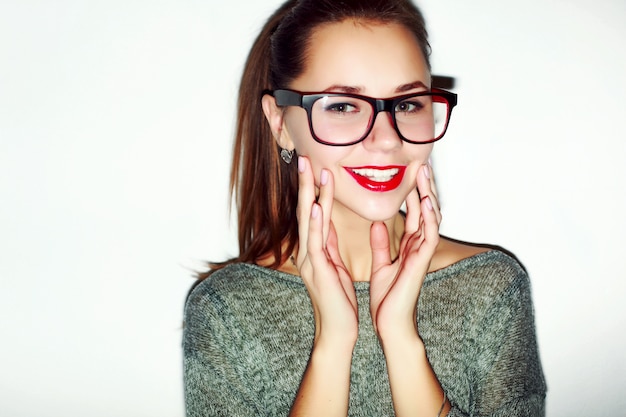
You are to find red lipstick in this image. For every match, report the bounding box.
[344,165,406,192]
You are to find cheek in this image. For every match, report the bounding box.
[286,119,350,173]
[418,143,434,161]
[283,109,310,145]
[302,146,351,183]
[404,144,434,172]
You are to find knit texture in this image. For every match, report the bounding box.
[183,250,546,416]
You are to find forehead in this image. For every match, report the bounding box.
[291,20,430,94]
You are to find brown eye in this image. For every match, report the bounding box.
[323,102,359,114]
[395,100,423,113]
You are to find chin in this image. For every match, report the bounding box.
[353,201,404,223]
[335,187,410,223]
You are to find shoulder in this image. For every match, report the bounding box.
[183,263,313,354]
[185,264,263,318]
[184,264,282,342]
[432,236,526,275]
[429,236,491,273]
[422,240,537,347]
[184,263,307,323]
[187,263,300,304]
[428,236,530,298]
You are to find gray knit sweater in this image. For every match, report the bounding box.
[183,250,546,416]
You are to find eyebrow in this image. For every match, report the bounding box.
[395,81,428,93]
[322,85,361,94]
[322,80,429,95]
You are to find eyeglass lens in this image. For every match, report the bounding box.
[310,95,449,144]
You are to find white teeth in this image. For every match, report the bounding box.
[352,167,399,182]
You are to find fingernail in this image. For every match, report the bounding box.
[298,156,305,173]
[424,196,433,211]
[311,203,320,219]
[320,169,328,186]
[423,165,431,179]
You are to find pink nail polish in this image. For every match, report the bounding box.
[311,203,320,218]
[320,169,328,186]
[424,165,431,179]
[298,156,305,173]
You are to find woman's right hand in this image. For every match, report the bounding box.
[289,156,357,416]
[295,156,359,349]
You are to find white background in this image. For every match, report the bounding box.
[1,0,624,416]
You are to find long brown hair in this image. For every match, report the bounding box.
[201,0,431,279]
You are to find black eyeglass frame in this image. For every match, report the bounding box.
[264,88,458,146]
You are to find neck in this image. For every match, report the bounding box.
[331,207,404,282]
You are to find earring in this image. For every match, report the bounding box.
[280,148,293,164]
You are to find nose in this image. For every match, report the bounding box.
[362,110,402,152]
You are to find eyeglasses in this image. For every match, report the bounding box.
[265,88,457,146]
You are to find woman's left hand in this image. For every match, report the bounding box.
[369,164,441,339]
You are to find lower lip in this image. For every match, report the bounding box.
[344,166,406,192]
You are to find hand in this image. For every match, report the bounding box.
[295,156,358,347]
[369,163,441,339]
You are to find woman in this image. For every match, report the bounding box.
[183,0,546,415]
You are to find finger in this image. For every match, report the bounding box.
[326,222,356,300]
[370,221,392,273]
[404,185,421,236]
[427,160,439,201]
[317,168,334,246]
[296,156,316,266]
[306,202,325,263]
[326,221,342,266]
[419,195,440,256]
[417,164,442,226]
[397,196,438,287]
[426,162,442,225]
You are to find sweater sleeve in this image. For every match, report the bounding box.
[182,280,265,417]
[448,260,546,416]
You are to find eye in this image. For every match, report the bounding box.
[395,99,424,114]
[324,101,359,114]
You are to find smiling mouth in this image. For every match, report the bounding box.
[344,165,406,192]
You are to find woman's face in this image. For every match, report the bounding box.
[281,20,433,222]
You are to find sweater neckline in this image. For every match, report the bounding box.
[240,249,501,290]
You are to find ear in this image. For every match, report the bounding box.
[261,94,295,150]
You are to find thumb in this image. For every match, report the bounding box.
[370,221,391,273]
